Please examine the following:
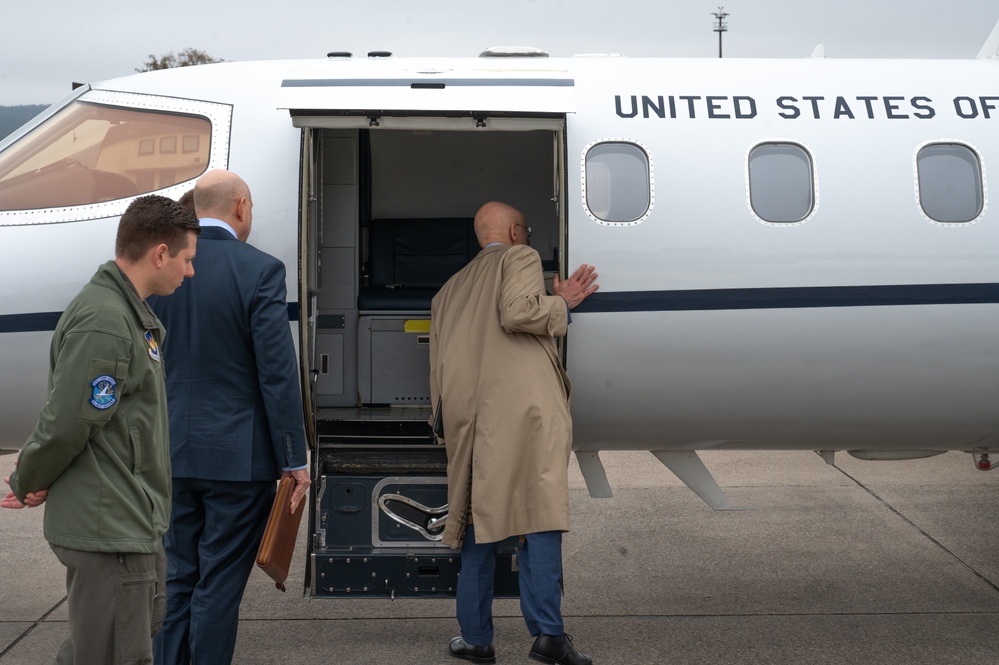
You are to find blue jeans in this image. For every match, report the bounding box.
[456,525,565,646]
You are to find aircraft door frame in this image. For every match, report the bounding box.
[297,127,318,451]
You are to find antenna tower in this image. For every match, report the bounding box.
[711,7,730,58]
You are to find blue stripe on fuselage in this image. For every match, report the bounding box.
[2,285,997,332]
[0,303,302,333]
[571,283,999,313]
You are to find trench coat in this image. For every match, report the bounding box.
[429,243,572,547]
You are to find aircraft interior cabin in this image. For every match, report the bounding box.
[307,126,562,420]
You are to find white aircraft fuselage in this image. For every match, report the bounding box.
[3,43,999,510]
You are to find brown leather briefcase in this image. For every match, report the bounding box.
[255,476,305,592]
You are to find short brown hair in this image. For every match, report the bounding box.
[116,195,201,262]
[176,189,196,214]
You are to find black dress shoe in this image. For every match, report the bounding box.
[449,636,496,663]
[529,633,592,665]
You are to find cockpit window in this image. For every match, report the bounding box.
[0,101,211,211]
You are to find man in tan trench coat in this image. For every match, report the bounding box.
[429,201,599,665]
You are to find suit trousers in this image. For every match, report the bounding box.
[51,543,166,665]
[456,525,565,646]
[152,478,275,665]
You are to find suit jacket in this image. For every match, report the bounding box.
[148,226,308,481]
[429,243,571,546]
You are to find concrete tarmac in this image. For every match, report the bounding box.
[2,448,997,664]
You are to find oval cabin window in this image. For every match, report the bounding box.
[747,142,815,224]
[583,141,653,226]
[916,143,984,225]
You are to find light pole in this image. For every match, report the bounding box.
[711,7,729,58]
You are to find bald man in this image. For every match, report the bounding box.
[149,170,310,665]
[430,202,598,665]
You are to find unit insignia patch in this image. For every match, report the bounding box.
[89,375,117,410]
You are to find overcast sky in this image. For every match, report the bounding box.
[1,0,997,106]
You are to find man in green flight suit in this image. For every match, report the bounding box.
[2,194,200,665]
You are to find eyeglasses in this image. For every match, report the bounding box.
[514,223,533,239]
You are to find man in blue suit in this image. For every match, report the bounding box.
[150,170,310,665]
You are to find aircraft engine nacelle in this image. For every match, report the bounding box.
[846,450,948,461]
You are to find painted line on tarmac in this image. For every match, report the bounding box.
[0,596,66,659]
[833,465,999,595]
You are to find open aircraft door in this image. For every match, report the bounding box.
[280,63,575,598]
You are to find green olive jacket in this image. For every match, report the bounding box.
[10,261,171,553]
